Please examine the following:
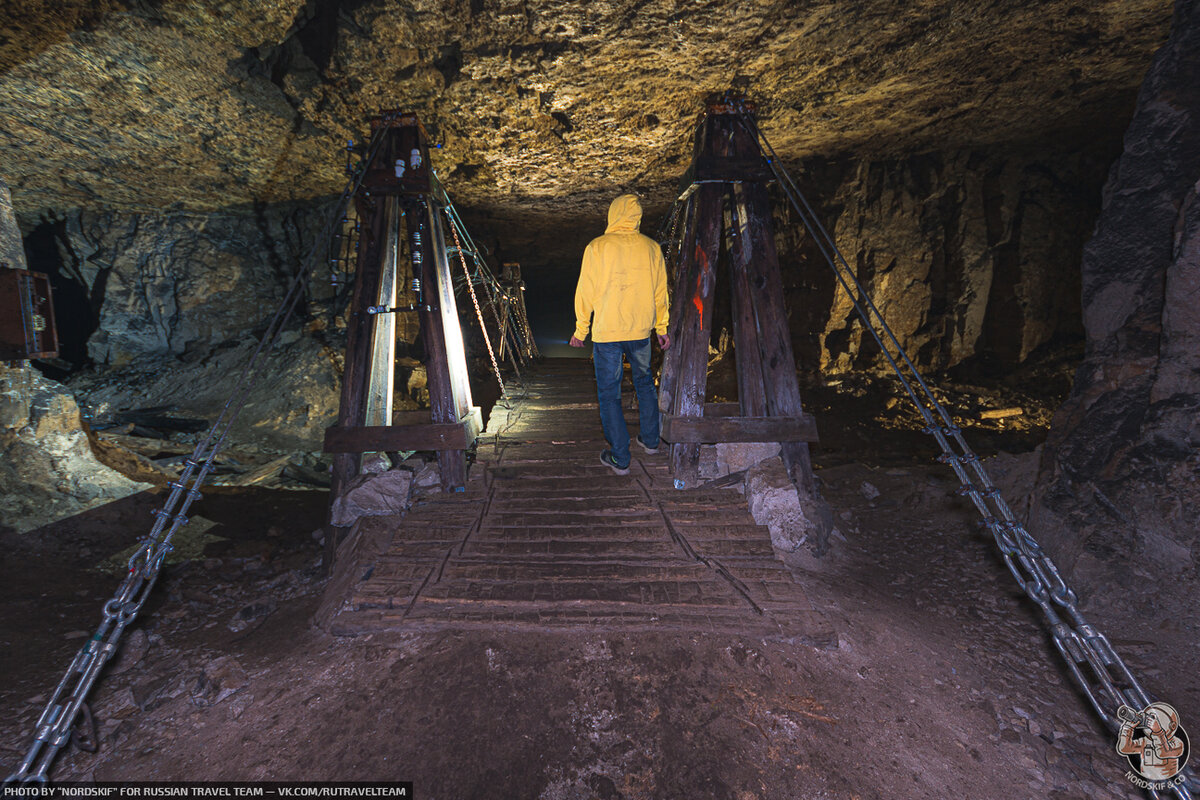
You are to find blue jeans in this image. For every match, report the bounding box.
[593,337,660,469]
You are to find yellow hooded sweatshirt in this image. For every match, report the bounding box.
[574,194,669,343]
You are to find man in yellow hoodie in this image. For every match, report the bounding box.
[569,194,671,475]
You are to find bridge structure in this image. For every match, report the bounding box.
[317,359,835,642]
[314,98,835,640]
[8,98,1193,800]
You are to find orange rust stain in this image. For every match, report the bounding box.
[692,244,709,329]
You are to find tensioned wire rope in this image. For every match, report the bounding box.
[730,109,1194,800]
[432,173,532,405]
[4,111,410,785]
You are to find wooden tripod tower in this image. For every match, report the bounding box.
[324,112,481,512]
[659,94,820,494]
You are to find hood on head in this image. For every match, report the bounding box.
[605,194,642,233]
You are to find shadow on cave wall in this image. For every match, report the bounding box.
[22,218,109,377]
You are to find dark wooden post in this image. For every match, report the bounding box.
[735,182,819,494]
[660,186,722,487]
[660,93,826,526]
[323,112,482,567]
[414,198,474,491]
[325,193,392,567]
[726,187,767,419]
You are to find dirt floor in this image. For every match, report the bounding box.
[2,368,1196,799]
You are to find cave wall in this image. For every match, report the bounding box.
[774,145,1110,376]
[0,180,26,270]
[1032,0,1200,604]
[31,203,330,367]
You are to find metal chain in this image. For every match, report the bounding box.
[738,112,1195,800]
[3,112,403,786]
[432,171,536,382]
[442,203,508,401]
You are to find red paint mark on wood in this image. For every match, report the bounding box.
[692,244,709,329]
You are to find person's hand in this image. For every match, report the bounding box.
[657,332,671,351]
[569,335,585,348]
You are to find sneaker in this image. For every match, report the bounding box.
[636,435,660,455]
[599,449,630,475]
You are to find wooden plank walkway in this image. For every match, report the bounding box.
[319,359,834,645]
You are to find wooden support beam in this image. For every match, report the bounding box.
[656,192,696,417]
[739,177,819,495]
[324,408,482,453]
[364,199,399,427]
[726,185,768,420]
[325,193,392,569]
[703,402,742,417]
[666,184,723,486]
[661,413,817,444]
[415,200,474,491]
[678,155,773,193]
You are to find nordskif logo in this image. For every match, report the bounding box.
[1116,702,1190,789]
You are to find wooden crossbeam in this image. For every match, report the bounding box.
[659,92,825,503]
[661,413,818,444]
[678,155,773,193]
[324,408,482,453]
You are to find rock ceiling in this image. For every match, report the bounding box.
[0,0,1173,223]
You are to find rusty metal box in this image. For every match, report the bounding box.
[0,268,59,360]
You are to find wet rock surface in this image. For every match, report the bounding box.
[68,333,343,452]
[775,146,1105,375]
[33,203,330,368]
[0,180,26,270]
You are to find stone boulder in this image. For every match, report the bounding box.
[328,469,414,528]
[0,363,151,535]
[744,456,821,556]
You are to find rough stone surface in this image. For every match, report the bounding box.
[67,334,343,451]
[0,362,150,535]
[0,1,1177,384]
[0,1,1171,221]
[773,146,1105,375]
[34,204,329,367]
[744,455,815,555]
[328,469,414,527]
[0,179,27,271]
[1032,0,1200,608]
[714,441,780,476]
